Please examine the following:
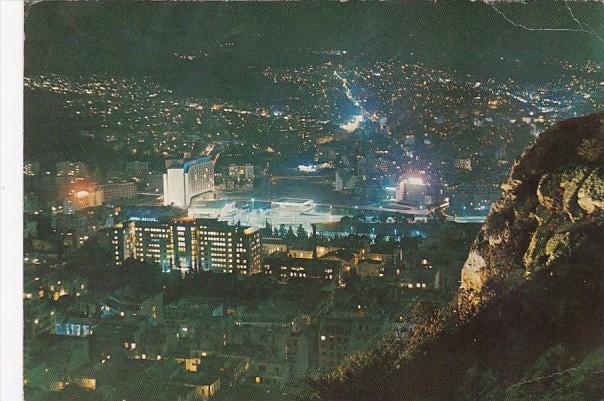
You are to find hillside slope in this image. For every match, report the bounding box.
[314,112,604,401]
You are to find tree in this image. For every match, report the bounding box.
[260,220,273,237]
[279,224,288,237]
[296,224,308,239]
[64,233,114,289]
[121,258,162,295]
[286,225,296,240]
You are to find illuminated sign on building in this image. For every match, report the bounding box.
[183,156,212,173]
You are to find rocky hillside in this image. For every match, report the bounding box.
[313,112,604,401]
[459,111,604,312]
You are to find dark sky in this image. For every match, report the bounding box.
[24,1,604,92]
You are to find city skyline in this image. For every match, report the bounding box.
[11,1,604,401]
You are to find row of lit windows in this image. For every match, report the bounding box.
[406,283,428,289]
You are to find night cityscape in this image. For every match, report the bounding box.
[19,1,604,401]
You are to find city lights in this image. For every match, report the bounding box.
[20,2,604,400]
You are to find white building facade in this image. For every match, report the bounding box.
[163,157,214,208]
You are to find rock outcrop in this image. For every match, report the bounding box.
[459,112,604,312]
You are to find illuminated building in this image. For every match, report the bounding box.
[317,324,349,370]
[112,217,261,274]
[187,199,237,220]
[140,355,249,400]
[113,219,174,271]
[247,359,291,390]
[61,230,90,249]
[196,218,261,274]
[261,237,288,255]
[227,164,254,189]
[101,180,137,202]
[454,158,473,171]
[263,257,340,283]
[397,269,441,290]
[271,198,314,213]
[163,157,214,208]
[63,183,103,213]
[395,176,426,204]
[99,292,164,323]
[395,174,443,208]
[364,242,403,265]
[23,161,40,176]
[228,164,254,179]
[54,319,94,337]
[188,196,341,233]
[172,218,198,271]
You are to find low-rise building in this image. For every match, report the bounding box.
[315,311,388,371]
[263,256,341,283]
[101,180,137,202]
[357,259,385,278]
[261,237,288,255]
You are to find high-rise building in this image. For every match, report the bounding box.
[112,217,261,274]
[163,157,214,208]
[195,219,261,274]
[113,219,173,271]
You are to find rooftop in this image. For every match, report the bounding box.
[183,156,213,172]
[273,197,313,204]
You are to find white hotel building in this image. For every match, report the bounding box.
[163,156,214,208]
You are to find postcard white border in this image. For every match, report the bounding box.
[1,1,24,401]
